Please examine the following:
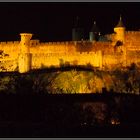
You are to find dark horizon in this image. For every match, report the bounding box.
[0,2,140,42]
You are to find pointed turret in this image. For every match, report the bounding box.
[114,15,125,43]
[91,21,100,33]
[89,20,100,41]
[115,15,125,28]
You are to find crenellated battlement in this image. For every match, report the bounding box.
[0,41,20,45]
[126,31,140,34]
[30,40,40,46]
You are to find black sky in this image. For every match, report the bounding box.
[0,2,140,42]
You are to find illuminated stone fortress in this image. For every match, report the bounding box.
[0,16,140,73]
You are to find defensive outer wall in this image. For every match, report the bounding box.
[1,30,140,73]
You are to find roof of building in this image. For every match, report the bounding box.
[91,21,100,33]
[115,15,125,28]
[73,16,83,28]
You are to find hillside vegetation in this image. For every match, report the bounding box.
[0,63,140,94]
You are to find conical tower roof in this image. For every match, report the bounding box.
[115,15,125,28]
[73,16,82,28]
[91,21,100,33]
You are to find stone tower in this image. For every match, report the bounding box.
[114,16,126,67]
[114,15,125,43]
[18,33,32,73]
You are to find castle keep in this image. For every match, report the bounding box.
[1,16,140,73]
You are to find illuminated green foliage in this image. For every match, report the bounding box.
[0,75,17,94]
[1,64,140,94]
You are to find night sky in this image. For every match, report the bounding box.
[0,2,140,42]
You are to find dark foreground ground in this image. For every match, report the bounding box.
[0,121,140,138]
[0,93,140,137]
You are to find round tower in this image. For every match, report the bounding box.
[114,15,125,43]
[18,33,33,73]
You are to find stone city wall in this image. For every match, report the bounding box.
[0,34,140,72]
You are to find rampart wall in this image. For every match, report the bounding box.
[126,31,140,41]
[0,41,19,59]
[31,51,102,69]
[126,50,140,66]
[1,31,140,72]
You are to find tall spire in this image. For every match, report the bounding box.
[91,20,99,33]
[74,16,80,28]
[115,14,125,28]
[120,14,122,21]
